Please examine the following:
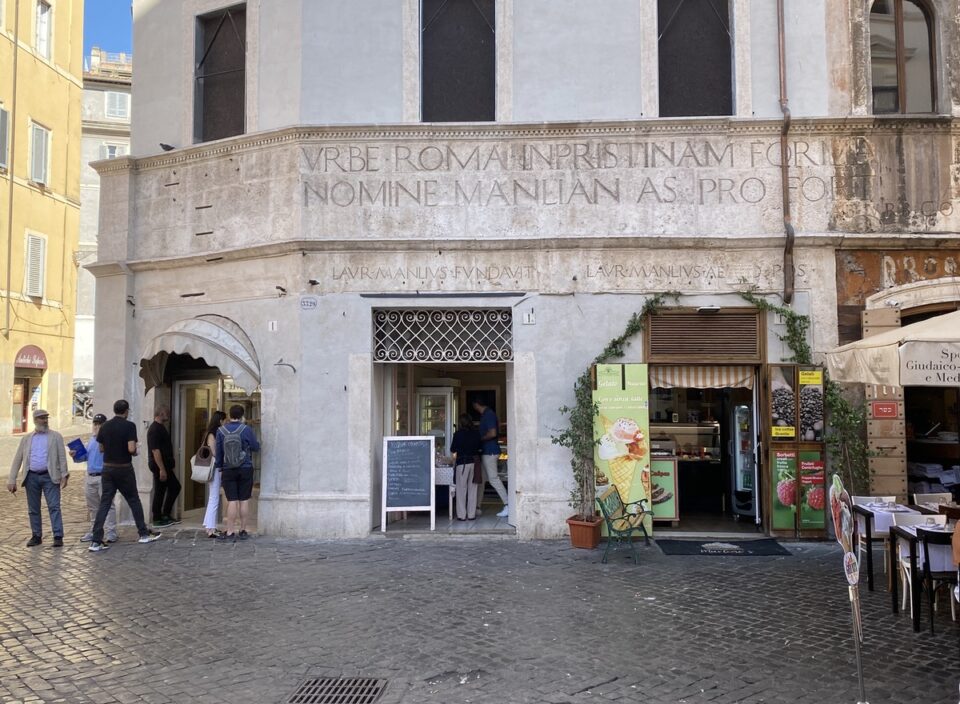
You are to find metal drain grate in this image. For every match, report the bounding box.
[286,677,387,704]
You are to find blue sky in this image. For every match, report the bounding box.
[84,0,132,57]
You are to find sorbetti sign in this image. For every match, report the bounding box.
[900,342,960,386]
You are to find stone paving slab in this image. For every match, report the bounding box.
[1,432,959,703]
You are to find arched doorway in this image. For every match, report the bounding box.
[12,345,47,433]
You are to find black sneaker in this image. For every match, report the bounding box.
[162,516,182,526]
[216,532,236,543]
[88,542,110,553]
[238,530,250,541]
[26,535,42,547]
[52,537,63,548]
[152,518,172,528]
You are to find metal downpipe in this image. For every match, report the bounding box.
[3,0,21,338]
[778,0,796,304]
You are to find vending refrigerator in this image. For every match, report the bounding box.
[416,387,457,462]
[731,404,759,521]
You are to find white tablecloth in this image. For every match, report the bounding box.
[858,504,918,536]
[899,524,957,572]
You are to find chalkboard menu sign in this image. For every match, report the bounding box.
[381,436,435,531]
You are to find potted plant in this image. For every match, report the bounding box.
[553,368,602,549]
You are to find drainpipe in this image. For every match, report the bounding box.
[3,0,21,338]
[777,0,795,304]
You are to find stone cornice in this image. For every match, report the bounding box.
[92,116,960,176]
[83,232,960,275]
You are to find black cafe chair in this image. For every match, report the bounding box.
[917,527,959,635]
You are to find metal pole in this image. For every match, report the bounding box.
[849,586,869,704]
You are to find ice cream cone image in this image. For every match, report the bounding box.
[608,455,637,501]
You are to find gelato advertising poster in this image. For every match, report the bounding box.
[650,458,678,521]
[771,448,798,531]
[593,364,653,535]
[798,449,826,529]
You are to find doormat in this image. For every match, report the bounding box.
[656,538,791,556]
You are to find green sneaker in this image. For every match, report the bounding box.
[153,518,172,527]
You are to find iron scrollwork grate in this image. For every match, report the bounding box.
[373,309,513,363]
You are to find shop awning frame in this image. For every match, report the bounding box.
[139,314,261,394]
[649,365,755,390]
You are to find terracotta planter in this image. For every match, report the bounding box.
[566,515,602,549]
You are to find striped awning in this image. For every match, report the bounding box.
[649,365,755,390]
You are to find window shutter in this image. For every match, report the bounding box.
[99,143,108,160]
[106,92,130,119]
[30,125,47,184]
[0,108,8,169]
[645,309,762,363]
[25,235,45,298]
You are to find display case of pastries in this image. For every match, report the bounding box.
[649,423,720,461]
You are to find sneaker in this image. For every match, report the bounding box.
[238,530,250,541]
[26,535,42,547]
[88,542,110,552]
[106,534,118,543]
[52,537,64,548]
[80,532,94,543]
[138,531,162,544]
[216,532,236,542]
[152,518,172,528]
[496,506,510,518]
[162,516,182,526]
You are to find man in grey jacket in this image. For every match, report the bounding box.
[7,409,70,547]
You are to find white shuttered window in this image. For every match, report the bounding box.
[105,91,130,120]
[25,234,46,298]
[30,123,49,185]
[0,107,9,169]
[35,0,51,59]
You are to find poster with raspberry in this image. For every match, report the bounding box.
[771,449,798,530]
[798,450,826,529]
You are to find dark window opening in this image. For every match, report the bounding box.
[421,0,495,122]
[870,0,935,114]
[658,0,732,117]
[195,5,246,143]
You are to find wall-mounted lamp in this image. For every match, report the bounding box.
[276,286,287,296]
[308,279,319,286]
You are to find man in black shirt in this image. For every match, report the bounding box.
[147,406,181,527]
[88,399,161,552]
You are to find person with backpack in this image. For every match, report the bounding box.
[215,404,260,542]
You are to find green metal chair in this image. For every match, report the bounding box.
[596,485,650,564]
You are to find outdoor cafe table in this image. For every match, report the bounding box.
[852,503,918,591]
[888,523,957,633]
[912,503,960,520]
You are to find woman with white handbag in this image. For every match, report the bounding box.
[193,410,226,538]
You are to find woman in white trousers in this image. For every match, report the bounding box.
[202,411,227,537]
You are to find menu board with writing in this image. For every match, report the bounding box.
[381,436,435,532]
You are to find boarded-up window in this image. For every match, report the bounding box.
[421,0,495,122]
[658,0,732,117]
[195,5,246,143]
[25,234,45,298]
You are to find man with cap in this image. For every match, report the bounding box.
[7,409,69,547]
[69,413,118,543]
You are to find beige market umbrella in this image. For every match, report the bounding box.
[825,309,960,387]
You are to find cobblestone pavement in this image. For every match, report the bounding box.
[1,431,959,703]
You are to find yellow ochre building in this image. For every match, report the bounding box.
[1,0,83,432]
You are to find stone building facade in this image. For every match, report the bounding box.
[76,48,132,383]
[92,0,960,538]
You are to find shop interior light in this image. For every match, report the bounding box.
[697,306,721,314]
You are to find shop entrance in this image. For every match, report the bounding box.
[377,361,515,534]
[12,345,47,433]
[649,368,762,535]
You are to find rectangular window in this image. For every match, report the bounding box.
[195,4,246,143]
[30,122,49,185]
[421,0,495,122]
[35,0,51,60]
[105,91,131,120]
[100,142,128,159]
[0,107,9,170]
[25,234,46,298]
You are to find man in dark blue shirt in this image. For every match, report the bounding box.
[473,399,508,518]
[215,404,261,541]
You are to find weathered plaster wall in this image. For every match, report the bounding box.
[511,0,644,121]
